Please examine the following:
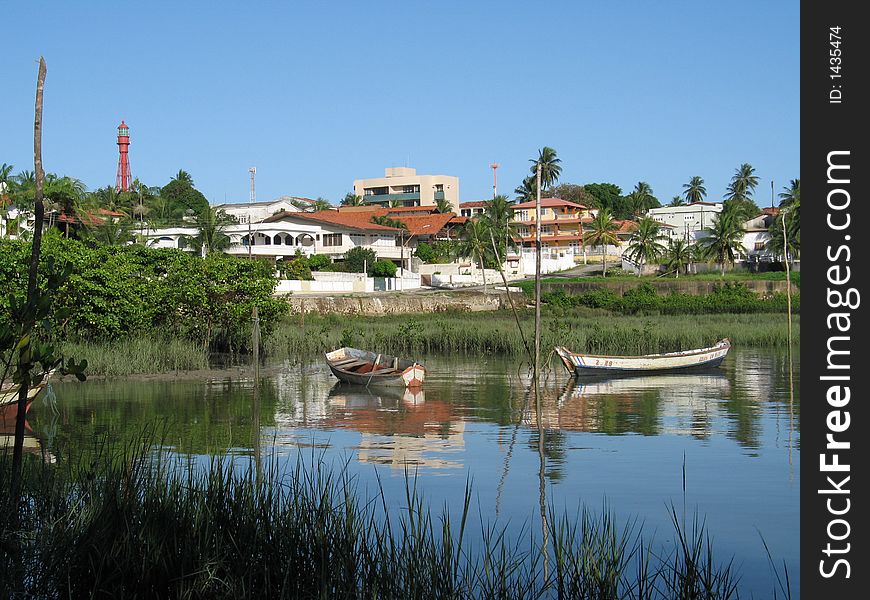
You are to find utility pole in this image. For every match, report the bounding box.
[248,167,256,259]
[490,162,499,198]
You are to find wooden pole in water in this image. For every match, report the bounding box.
[534,163,542,401]
[782,209,795,466]
[251,304,262,479]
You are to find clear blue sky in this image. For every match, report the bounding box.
[5,1,799,207]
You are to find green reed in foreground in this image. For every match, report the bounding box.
[61,334,209,376]
[0,440,788,599]
[265,310,798,359]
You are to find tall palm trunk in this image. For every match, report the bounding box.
[602,246,607,277]
[478,250,487,292]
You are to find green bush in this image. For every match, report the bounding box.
[414,242,436,263]
[307,254,332,271]
[344,247,377,274]
[279,257,312,281]
[371,260,398,278]
[0,236,287,351]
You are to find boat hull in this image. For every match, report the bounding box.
[555,339,730,377]
[325,347,425,388]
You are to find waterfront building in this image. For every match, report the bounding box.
[458,201,486,218]
[353,167,459,211]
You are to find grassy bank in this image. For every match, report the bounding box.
[0,442,784,598]
[265,310,798,359]
[533,271,801,286]
[61,335,209,376]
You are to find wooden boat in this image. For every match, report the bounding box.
[555,339,730,376]
[0,379,51,413]
[325,347,426,387]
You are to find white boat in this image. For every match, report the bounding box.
[555,339,730,376]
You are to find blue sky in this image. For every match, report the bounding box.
[4,1,799,206]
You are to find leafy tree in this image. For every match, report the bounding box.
[624,217,667,276]
[529,146,562,193]
[549,183,596,207]
[341,193,364,206]
[344,246,377,274]
[160,176,209,218]
[698,210,746,275]
[583,183,632,219]
[583,208,620,276]
[83,212,135,246]
[669,195,685,207]
[663,238,695,277]
[778,178,800,208]
[414,242,436,263]
[457,218,493,291]
[682,176,706,204]
[371,259,398,278]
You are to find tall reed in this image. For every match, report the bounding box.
[61,334,209,376]
[264,311,798,360]
[0,439,787,598]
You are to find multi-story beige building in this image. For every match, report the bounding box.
[511,198,598,258]
[353,167,459,211]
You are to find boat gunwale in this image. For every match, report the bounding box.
[555,339,730,361]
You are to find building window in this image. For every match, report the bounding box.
[322,233,342,247]
[434,184,444,192]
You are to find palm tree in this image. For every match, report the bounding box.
[698,210,746,275]
[514,175,537,202]
[778,178,800,208]
[341,193,365,207]
[669,195,685,207]
[172,170,194,186]
[583,208,620,276]
[628,181,659,215]
[434,196,453,214]
[457,218,492,291]
[663,239,694,278]
[682,176,706,204]
[481,194,518,258]
[388,197,402,208]
[529,147,562,193]
[292,197,334,212]
[371,215,407,229]
[45,175,87,237]
[729,163,759,200]
[182,206,233,256]
[624,217,667,276]
[85,212,135,246]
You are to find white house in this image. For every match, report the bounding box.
[214,196,316,225]
[646,202,723,242]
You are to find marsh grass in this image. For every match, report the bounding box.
[62,334,209,376]
[0,438,785,599]
[265,311,798,360]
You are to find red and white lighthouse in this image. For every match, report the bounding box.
[115,120,132,192]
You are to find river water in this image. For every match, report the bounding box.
[24,347,799,596]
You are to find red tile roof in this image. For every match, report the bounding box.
[263,210,401,232]
[762,207,781,216]
[459,201,488,209]
[395,213,458,237]
[512,197,587,210]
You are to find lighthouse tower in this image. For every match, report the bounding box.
[115,121,132,192]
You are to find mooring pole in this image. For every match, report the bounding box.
[534,163,542,403]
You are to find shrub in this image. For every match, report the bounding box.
[307,254,332,271]
[414,242,436,263]
[280,257,312,281]
[344,247,377,274]
[371,260,398,278]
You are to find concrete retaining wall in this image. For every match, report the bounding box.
[285,292,506,315]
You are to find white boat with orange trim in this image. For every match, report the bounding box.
[555,339,730,376]
[325,347,426,387]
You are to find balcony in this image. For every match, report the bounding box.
[434,191,445,201]
[364,193,421,205]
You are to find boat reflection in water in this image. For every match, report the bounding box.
[529,371,732,438]
[1,410,56,463]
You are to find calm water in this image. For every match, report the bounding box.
[24,348,800,597]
